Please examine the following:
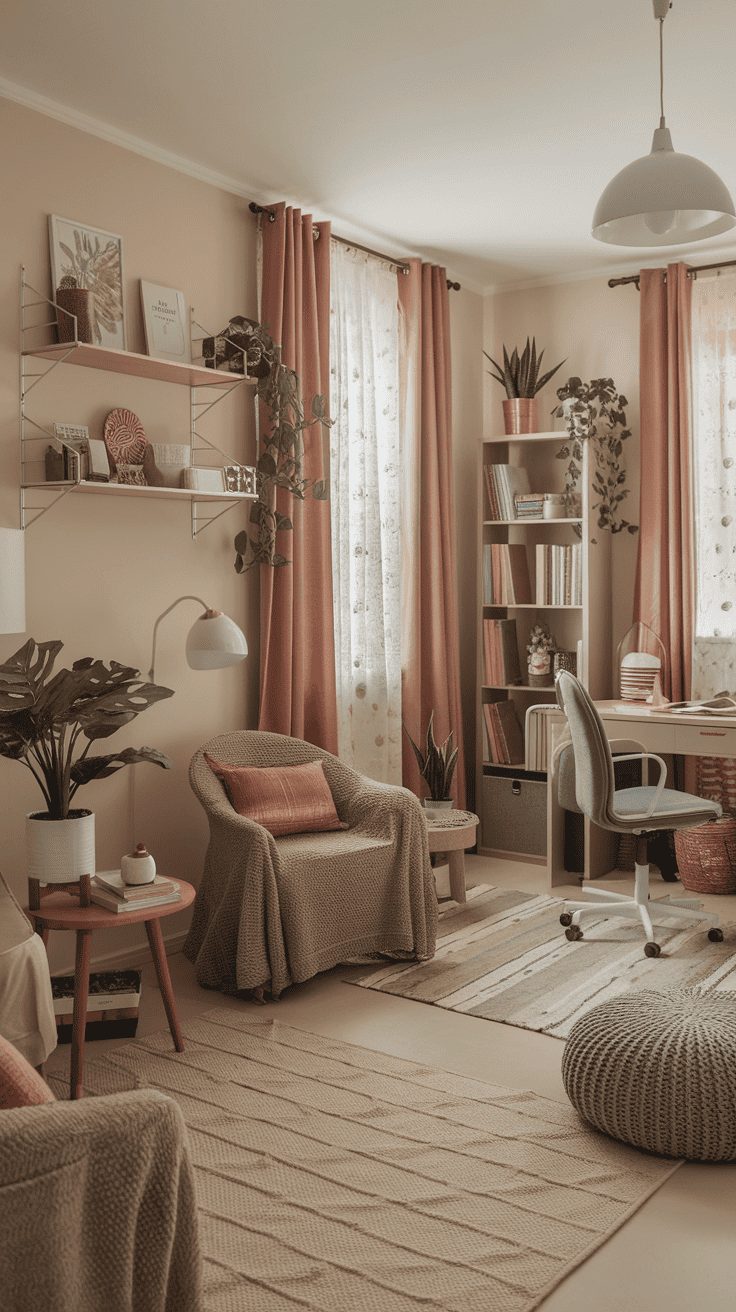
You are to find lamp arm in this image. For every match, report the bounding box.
[148,595,210,682]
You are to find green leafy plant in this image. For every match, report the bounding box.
[226,320,332,572]
[552,377,638,536]
[0,639,174,820]
[483,338,566,399]
[403,712,459,801]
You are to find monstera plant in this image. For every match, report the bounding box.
[204,316,332,572]
[0,639,174,821]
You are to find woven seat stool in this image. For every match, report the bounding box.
[562,989,736,1161]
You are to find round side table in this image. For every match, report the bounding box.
[423,810,479,904]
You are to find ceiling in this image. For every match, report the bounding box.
[2,0,736,291]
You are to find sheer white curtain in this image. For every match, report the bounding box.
[329,242,402,782]
[691,271,736,698]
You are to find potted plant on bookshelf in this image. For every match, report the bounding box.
[552,377,638,537]
[0,639,174,885]
[484,338,566,435]
[403,712,459,810]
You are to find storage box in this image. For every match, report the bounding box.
[482,770,547,857]
[51,969,141,1044]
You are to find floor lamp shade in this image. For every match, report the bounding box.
[0,528,26,634]
[592,127,736,247]
[185,610,248,669]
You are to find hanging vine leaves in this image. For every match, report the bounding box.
[551,377,638,538]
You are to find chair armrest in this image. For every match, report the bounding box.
[610,752,668,820]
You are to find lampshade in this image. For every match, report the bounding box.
[185,608,248,669]
[592,126,736,247]
[0,528,26,635]
[592,0,736,248]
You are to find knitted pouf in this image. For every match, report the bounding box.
[562,989,736,1160]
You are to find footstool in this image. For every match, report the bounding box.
[424,810,479,904]
[562,989,736,1160]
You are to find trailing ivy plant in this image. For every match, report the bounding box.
[551,377,638,538]
[215,318,332,572]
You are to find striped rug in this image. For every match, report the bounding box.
[351,885,736,1039]
[47,1009,680,1311]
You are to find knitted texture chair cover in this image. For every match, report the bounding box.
[562,989,736,1160]
[184,731,437,999]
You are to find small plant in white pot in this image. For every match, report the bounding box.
[0,639,174,885]
[403,712,459,810]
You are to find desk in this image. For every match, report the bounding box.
[547,702,736,888]
[27,879,195,1100]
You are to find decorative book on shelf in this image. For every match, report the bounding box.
[483,617,521,686]
[483,700,525,766]
[484,464,531,521]
[535,543,582,605]
[483,543,532,605]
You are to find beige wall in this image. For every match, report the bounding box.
[486,274,641,678]
[0,98,260,972]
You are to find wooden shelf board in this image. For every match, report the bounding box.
[483,603,583,610]
[22,341,256,388]
[484,517,582,526]
[484,431,565,443]
[22,480,256,504]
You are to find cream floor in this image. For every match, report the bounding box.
[45,854,736,1312]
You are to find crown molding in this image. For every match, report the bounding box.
[484,239,736,297]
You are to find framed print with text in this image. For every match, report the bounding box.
[140,281,189,363]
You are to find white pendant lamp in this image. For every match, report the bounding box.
[592,0,736,247]
[148,595,247,681]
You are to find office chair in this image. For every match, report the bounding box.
[555,669,724,958]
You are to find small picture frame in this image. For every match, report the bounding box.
[87,439,111,483]
[54,424,90,481]
[48,216,126,351]
[224,464,256,494]
[140,281,189,363]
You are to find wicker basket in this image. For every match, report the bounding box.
[674,815,736,894]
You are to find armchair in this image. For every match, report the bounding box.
[183,731,437,999]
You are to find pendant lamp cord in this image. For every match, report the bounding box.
[659,17,665,126]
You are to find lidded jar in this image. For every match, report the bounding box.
[121,842,156,885]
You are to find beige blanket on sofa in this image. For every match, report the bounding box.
[184,732,437,1000]
[0,1089,202,1312]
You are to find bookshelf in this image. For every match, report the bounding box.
[476,430,612,861]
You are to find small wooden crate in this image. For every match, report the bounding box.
[674,817,736,895]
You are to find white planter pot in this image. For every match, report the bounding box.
[26,810,95,883]
[423,798,454,812]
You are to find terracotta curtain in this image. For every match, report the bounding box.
[633,262,694,703]
[399,261,466,808]
[258,204,338,752]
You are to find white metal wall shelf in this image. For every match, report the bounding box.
[19,267,257,537]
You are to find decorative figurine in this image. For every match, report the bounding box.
[527,623,556,687]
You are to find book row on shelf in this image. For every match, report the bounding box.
[481,701,558,772]
[483,462,580,523]
[535,543,582,606]
[524,704,557,772]
[483,543,532,605]
[483,616,522,686]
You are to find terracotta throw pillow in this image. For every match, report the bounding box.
[0,1033,55,1110]
[204,755,348,837]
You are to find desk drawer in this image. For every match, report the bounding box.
[675,724,736,755]
[600,717,676,755]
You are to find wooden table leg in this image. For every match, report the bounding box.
[145,917,184,1052]
[448,850,467,904]
[71,928,93,1100]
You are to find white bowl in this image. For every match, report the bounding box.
[149,443,192,488]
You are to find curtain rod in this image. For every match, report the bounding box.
[249,201,461,289]
[609,256,736,288]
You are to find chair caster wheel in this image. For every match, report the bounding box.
[560,913,573,926]
[565,925,583,941]
[708,928,724,943]
[644,941,661,958]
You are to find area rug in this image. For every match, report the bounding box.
[350,885,736,1039]
[46,1008,681,1312]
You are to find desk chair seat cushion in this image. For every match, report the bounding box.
[0,1033,55,1110]
[563,989,736,1160]
[612,785,721,830]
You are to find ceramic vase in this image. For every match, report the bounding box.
[502,398,538,434]
[56,288,94,344]
[423,798,454,812]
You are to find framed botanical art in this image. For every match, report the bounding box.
[140,282,189,363]
[48,215,126,350]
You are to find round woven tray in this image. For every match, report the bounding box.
[673,814,736,894]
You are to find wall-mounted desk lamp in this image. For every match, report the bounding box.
[148,595,247,682]
[0,528,26,635]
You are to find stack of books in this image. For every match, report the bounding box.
[514,492,545,520]
[484,465,531,521]
[483,617,522,686]
[535,543,582,605]
[90,870,182,914]
[483,700,525,766]
[524,704,556,771]
[483,543,532,604]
